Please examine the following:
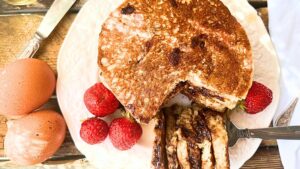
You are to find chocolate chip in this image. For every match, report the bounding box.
[191,36,199,48]
[181,127,191,137]
[170,0,178,7]
[187,88,197,96]
[191,34,207,49]
[121,4,135,15]
[168,48,181,66]
[145,40,153,52]
[199,34,208,39]
[126,104,135,113]
[199,41,205,48]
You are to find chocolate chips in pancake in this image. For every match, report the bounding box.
[151,105,229,169]
[98,0,253,123]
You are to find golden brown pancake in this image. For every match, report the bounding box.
[98,0,253,123]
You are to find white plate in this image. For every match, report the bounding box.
[56,0,280,168]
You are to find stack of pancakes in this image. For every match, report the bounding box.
[98,0,253,168]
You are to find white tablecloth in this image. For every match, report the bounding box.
[269,1,300,168]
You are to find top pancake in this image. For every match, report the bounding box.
[98,0,253,123]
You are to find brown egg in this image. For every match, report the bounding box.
[4,110,66,165]
[0,58,56,117]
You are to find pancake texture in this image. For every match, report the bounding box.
[98,0,253,123]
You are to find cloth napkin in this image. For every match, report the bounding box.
[268,0,300,168]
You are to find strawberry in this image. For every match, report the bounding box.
[84,82,119,117]
[109,117,142,150]
[244,81,273,114]
[80,117,109,144]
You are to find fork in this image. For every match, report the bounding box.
[226,119,300,147]
[227,97,300,147]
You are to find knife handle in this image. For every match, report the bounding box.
[18,33,44,59]
[239,126,300,140]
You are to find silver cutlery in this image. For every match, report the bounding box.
[228,97,300,147]
[18,0,77,59]
[274,97,298,127]
[227,119,300,147]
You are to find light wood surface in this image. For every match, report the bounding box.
[0,1,284,168]
[0,0,266,14]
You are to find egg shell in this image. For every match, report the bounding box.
[0,58,56,117]
[4,110,66,165]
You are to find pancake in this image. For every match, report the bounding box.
[203,109,229,169]
[151,105,229,169]
[98,0,252,123]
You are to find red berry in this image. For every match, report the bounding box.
[80,117,109,144]
[244,81,273,114]
[84,83,119,117]
[109,118,143,150]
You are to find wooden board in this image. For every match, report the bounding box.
[0,0,266,14]
[0,0,87,14]
[0,2,284,168]
[0,14,76,72]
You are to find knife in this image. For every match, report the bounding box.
[18,0,77,59]
[274,97,299,127]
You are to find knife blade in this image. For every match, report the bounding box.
[274,97,298,127]
[18,0,77,59]
[37,0,76,38]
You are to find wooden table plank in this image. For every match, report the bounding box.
[0,143,282,169]
[0,14,76,73]
[242,147,283,169]
[0,0,266,14]
[0,0,87,14]
[0,3,284,169]
[0,146,283,169]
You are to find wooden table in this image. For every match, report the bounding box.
[0,0,283,168]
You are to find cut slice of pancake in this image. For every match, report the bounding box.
[203,109,229,169]
[151,105,229,169]
[165,106,181,169]
[98,0,253,123]
[175,107,214,169]
[151,112,167,169]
